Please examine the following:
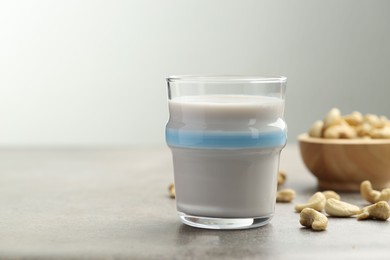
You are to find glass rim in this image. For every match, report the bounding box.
[167,75,287,84]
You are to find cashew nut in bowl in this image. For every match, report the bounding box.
[322,190,341,200]
[364,114,383,128]
[379,116,390,128]
[295,192,326,212]
[323,124,357,139]
[276,189,296,203]
[370,126,390,139]
[308,120,324,138]
[381,116,390,127]
[357,201,390,221]
[343,111,363,126]
[355,123,373,137]
[325,198,360,217]
[323,108,343,128]
[299,208,328,231]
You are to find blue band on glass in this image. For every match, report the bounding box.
[166,128,287,149]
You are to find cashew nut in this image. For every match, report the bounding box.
[277,169,287,187]
[168,183,176,199]
[300,208,328,231]
[325,198,361,217]
[370,126,390,139]
[308,120,324,138]
[357,201,390,221]
[377,188,390,202]
[276,188,296,203]
[343,111,363,126]
[364,114,384,128]
[355,122,372,137]
[381,116,390,127]
[295,192,326,212]
[360,180,390,203]
[323,108,343,128]
[323,124,357,139]
[360,180,380,203]
[380,116,390,126]
[322,190,341,200]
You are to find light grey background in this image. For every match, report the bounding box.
[1,0,389,146]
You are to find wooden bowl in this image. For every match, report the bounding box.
[298,133,390,191]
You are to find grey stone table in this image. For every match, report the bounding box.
[0,145,389,259]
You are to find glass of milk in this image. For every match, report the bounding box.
[165,75,287,229]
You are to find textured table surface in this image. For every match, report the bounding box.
[0,145,389,259]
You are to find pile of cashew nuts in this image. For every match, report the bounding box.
[308,108,390,139]
[277,173,390,231]
[290,180,390,231]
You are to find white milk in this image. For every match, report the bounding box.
[166,95,286,218]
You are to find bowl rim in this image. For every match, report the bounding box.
[298,133,390,145]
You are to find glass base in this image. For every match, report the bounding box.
[178,212,273,230]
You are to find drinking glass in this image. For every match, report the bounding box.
[165,75,287,229]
